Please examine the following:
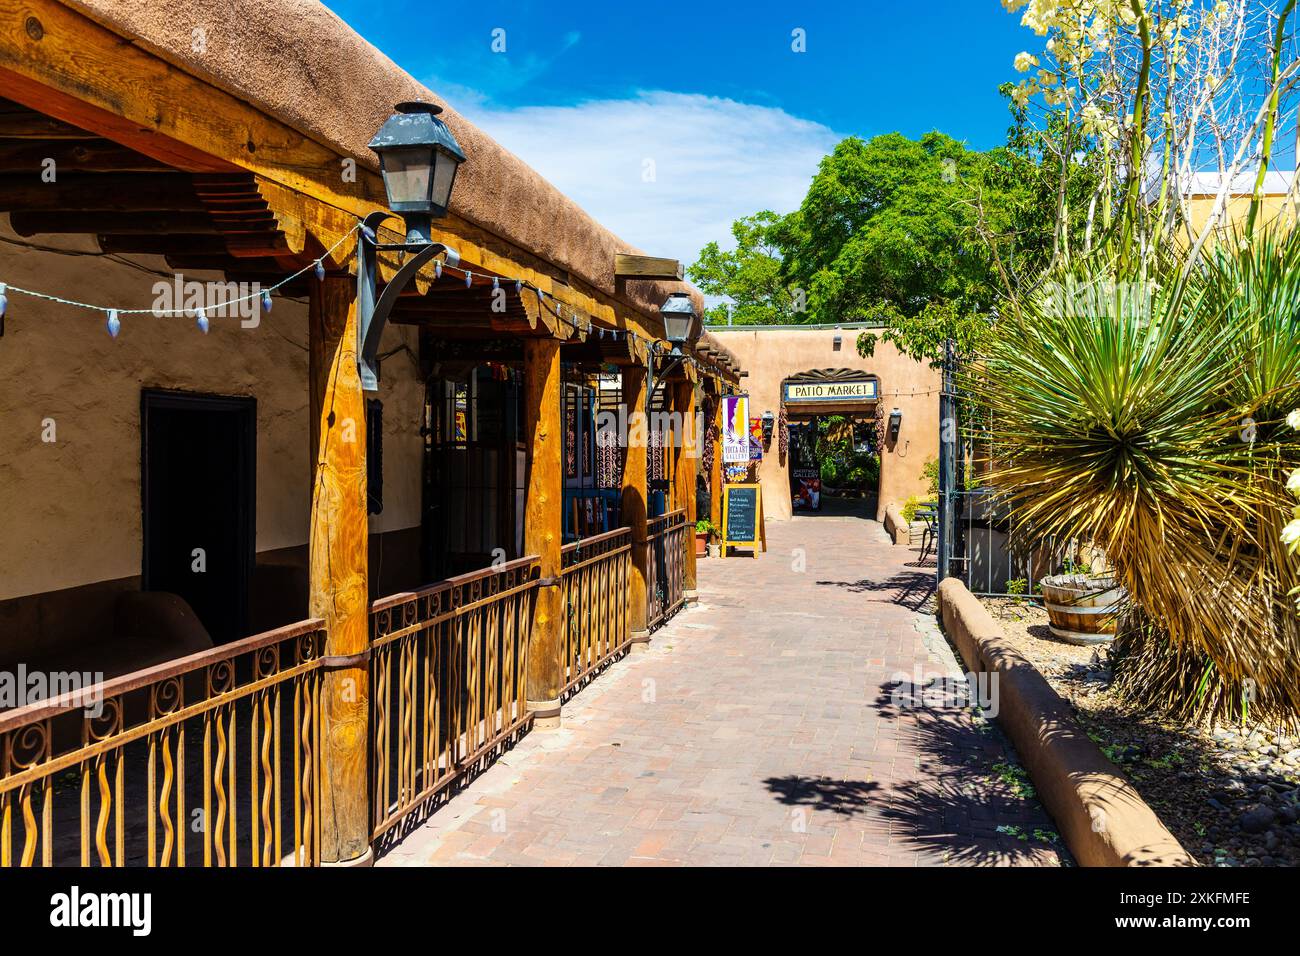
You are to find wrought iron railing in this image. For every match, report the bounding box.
[368,556,539,844]
[943,489,1069,597]
[645,509,688,630]
[0,618,325,867]
[560,528,631,696]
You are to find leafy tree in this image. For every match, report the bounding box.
[687,212,800,326]
[689,123,1094,364]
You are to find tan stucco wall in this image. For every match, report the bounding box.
[707,326,940,522]
[0,219,422,602]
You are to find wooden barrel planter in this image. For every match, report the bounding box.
[1040,574,1125,645]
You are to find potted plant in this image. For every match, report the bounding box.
[1039,572,1126,645]
[695,519,718,557]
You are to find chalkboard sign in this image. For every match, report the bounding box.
[722,483,766,558]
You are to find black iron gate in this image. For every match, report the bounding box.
[936,340,1071,598]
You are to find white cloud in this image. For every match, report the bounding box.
[456,91,841,266]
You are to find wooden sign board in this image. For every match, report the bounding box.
[721,483,766,558]
[614,253,684,280]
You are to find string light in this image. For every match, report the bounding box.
[0,221,735,379]
[0,225,360,335]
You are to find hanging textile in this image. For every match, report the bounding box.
[649,425,665,482]
[778,405,789,466]
[597,427,622,488]
[701,395,716,481]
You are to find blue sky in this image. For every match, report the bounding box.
[322,1,1031,264]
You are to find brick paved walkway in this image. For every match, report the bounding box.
[378,515,1065,867]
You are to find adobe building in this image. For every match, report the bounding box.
[0,0,741,866]
[707,324,940,521]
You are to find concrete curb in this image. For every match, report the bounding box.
[936,578,1195,867]
[883,501,908,545]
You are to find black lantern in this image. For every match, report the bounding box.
[368,101,466,245]
[660,292,697,347]
[761,410,775,446]
[888,407,903,441]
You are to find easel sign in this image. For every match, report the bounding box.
[721,483,767,558]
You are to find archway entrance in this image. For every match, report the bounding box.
[781,369,882,517]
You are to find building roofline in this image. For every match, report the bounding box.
[704,322,886,332]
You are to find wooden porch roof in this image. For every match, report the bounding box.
[0,0,742,385]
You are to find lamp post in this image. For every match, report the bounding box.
[357,102,467,390]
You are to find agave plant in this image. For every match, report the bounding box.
[972,235,1300,725]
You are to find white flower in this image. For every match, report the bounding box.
[1287,469,1300,494]
[1287,408,1300,430]
[1281,519,1300,549]
[1014,51,1039,73]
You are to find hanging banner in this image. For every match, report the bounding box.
[722,394,750,463]
[748,418,764,461]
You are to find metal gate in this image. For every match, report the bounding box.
[936,340,1070,598]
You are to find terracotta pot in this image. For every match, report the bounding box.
[1040,574,1125,645]
[695,532,709,557]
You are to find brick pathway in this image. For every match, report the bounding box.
[378,515,1065,867]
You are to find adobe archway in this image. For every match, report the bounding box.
[781,369,882,517]
[706,325,939,522]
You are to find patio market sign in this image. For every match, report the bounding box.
[782,379,878,404]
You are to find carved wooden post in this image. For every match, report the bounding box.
[308,275,371,865]
[621,364,650,648]
[524,337,565,727]
[672,379,698,600]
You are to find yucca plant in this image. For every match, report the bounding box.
[972,236,1300,726]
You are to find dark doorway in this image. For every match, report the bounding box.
[142,391,256,644]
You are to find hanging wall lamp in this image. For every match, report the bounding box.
[888,407,903,442]
[357,102,467,391]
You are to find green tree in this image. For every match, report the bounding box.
[687,211,801,326]
[689,125,1092,364]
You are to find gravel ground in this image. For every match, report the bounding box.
[984,598,1300,867]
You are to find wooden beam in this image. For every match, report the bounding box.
[0,172,201,211]
[0,105,88,138]
[621,365,650,643]
[163,253,298,276]
[0,138,168,172]
[523,337,565,728]
[308,275,371,865]
[97,234,227,256]
[615,253,684,280]
[10,210,218,235]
